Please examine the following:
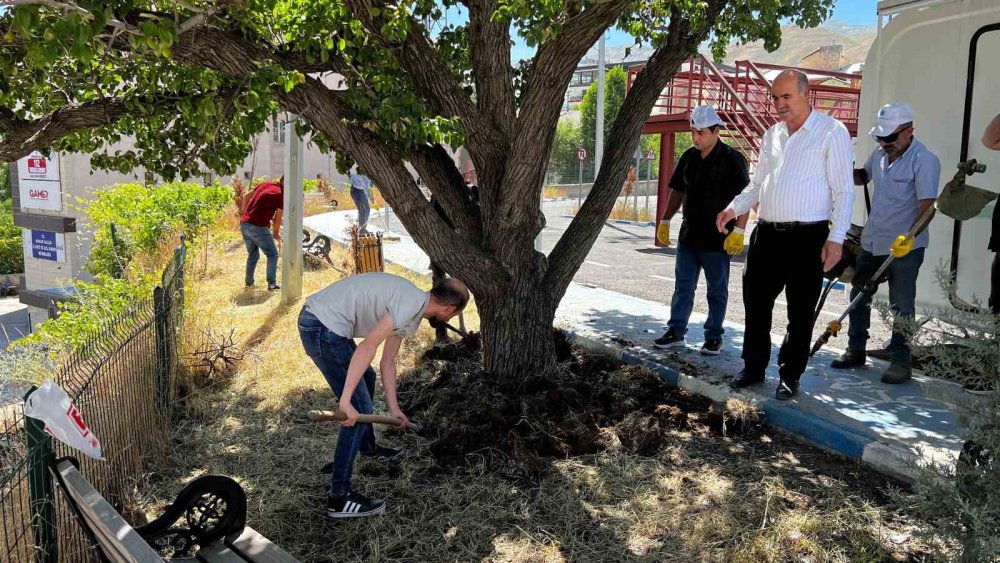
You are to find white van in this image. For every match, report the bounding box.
[855,0,1000,311]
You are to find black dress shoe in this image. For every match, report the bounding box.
[775,379,799,400]
[729,369,766,389]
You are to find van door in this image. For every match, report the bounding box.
[953,24,1000,309]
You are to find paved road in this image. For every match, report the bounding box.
[536,199,894,353]
[0,297,29,351]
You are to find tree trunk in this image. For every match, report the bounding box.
[479,278,557,378]
[431,261,449,343]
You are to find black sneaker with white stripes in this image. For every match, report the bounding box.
[326,492,386,519]
[652,329,685,349]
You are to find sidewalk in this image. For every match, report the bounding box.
[305,209,971,481]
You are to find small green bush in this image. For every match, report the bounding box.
[16,274,155,353]
[84,180,230,277]
[0,237,23,275]
[0,198,23,274]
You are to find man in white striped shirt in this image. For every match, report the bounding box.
[716,70,855,400]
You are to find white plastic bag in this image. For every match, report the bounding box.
[23,380,103,460]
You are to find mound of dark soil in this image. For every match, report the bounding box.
[398,330,710,478]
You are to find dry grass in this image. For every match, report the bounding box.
[141,217,944,562]
[542,186,570,199]
[608,200,654,222]
[304,196,336,217]
[312,185,388,213]
[570,200,656,223]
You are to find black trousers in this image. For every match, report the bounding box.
[991,253,999,315]
[742,222,829,383]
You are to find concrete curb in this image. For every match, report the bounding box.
[558,214,657,227]
[565,331,924,483]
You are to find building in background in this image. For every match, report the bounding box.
[7,117,350,328]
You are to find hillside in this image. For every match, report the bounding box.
[581,20,877,69]
[716,20,876,67]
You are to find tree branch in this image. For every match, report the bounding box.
[467,0,516,137]
[0,0,91,17]
[408,144,482,240]
[339,0,510,187]
[0,0,140,33]
[545,0,728,297]
[342,0,480,123]
[487,0,630,266]
[171,25,507,292]
[0,98,129,162]
[339,0,506,250]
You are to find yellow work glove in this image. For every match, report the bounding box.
[723,228,745,256]
[656,221,671,247]
[890,234,914,258]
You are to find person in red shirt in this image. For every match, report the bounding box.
[238,177,284,290]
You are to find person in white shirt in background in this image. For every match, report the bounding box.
[716,69,855,400]
[349,167,375,234]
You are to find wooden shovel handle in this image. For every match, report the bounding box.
[307,410,421,432]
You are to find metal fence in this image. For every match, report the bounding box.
[0,238,186,562]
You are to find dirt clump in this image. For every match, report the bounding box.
[398,330,710,478]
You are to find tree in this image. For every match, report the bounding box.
[0,0,834,379]
[0,162,9,200]
[580,66,627,162]
[549,119,582,185]
[578,66,680,183]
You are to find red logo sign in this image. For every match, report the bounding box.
[27,157,47,175]
[66,404,92,438]
[29,189,49,199]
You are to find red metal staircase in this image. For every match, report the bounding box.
[627,55,862,167]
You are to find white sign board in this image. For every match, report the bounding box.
[22,229,66,262]
[17,152,62,211]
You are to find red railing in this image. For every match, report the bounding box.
[627,55,862,166]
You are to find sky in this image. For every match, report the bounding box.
[498,0,882,61]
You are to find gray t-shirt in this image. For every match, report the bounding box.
[305,273,429,339]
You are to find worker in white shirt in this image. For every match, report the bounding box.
[716,70,855,400]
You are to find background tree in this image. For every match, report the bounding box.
[0,0,835,379]
[548,119,584,185]
[0,163,10,200]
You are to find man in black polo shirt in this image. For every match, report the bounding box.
[653,106,750,355]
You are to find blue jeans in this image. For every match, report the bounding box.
[241,222,279,286]
[668,243,731,340]
[848,248,925,364]
[351,189,371,233]
[298,307,378,498]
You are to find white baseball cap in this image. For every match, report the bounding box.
[690,105,726,129]
[870,103,915,137]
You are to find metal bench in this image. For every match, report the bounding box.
[49,457,299,562]
[301,229,335,268]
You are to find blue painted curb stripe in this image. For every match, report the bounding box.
[760,401,869,459]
